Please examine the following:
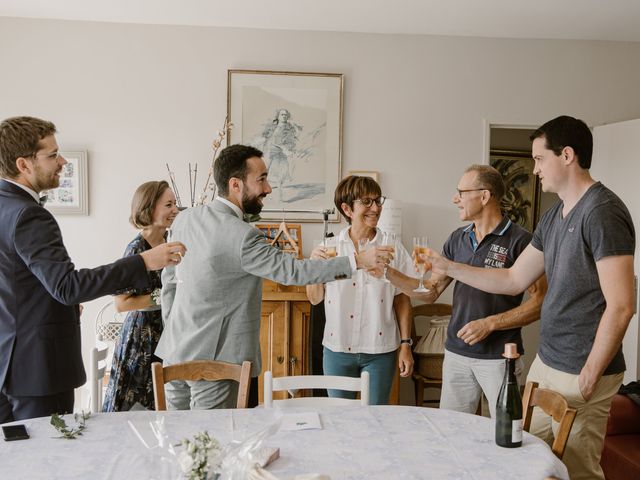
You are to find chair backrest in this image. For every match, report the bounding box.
[522,381,577,459]
[89,342,109,413]
[412,303,451,380]
[412,303,453,319]
[95,300,125,343]
[151,360,252,410]
[263,371,370,408]
[412,303,452,341]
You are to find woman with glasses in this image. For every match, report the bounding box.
[306,175,415,404]
[102,181,179,412]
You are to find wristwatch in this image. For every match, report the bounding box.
[400,338,413,346]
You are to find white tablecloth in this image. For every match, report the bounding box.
[0,406,568,479]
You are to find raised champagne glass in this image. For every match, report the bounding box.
[166,227,183,284]
[380,231,397,283]
[413,236,430,293]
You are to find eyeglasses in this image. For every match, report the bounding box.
[354,196,386,208]
[35,152,62,160]
[456,188,488,197]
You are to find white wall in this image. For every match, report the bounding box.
[592,119,640,383]
[2,17,640,404]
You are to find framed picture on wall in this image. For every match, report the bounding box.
[227,69,343,222]
[347,170,379,183]
[43,150,89,215]
[489,149,540,232]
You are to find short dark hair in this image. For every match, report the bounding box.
[464,164,506,202]
[0,116,57,178]
[334,175,382,224]
[530,115,593,169]
[129,180,171,229]
[214,144,263,196]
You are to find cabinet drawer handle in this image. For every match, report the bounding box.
[277,356,284,364]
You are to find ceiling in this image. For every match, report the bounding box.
[2,0,640,42]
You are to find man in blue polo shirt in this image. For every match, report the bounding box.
[388,165,546,417]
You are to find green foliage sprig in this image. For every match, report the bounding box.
[50,411,90,439]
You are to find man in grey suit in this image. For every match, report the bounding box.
[156,144,391,409]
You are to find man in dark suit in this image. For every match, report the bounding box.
[0,116,186,423]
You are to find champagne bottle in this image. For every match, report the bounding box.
[495,343,523,448]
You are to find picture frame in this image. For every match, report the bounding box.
[489,149,541,232]
[227,69,343,222]
[43,151,89,215]
[347,170,380,183]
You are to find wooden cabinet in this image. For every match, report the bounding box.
[258,280,312,403]
[257,279,400,405]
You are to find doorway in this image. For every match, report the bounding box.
[487,124,558,379]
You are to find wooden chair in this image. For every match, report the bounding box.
[412,303,452,407]
[522,381,577,459]
[89,342,109,413]
[263,371,369,408]
[151,360,252,410]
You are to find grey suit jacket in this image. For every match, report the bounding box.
[156,199,352,376]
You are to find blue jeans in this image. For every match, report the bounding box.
[322,347,396,405]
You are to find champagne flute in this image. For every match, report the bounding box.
[380,232,397,283]
[324,238,337,258]
[315,238,336,258]
[166,228,183,284]
[358,237,374,285]
[413,236,430,292]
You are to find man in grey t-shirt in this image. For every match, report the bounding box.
[424,116,635,480]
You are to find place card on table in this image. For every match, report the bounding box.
[280,412,322,431]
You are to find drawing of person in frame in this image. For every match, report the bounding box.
[245,93,327,205]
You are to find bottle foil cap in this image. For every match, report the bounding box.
[502,343,520,359]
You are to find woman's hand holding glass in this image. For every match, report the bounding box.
[377,232,397,282]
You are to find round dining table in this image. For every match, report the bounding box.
[1,405,568,479]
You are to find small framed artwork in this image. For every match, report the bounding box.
[43,151,89,215]
[227,69,343,222]
[347,170,380,183]
[489,149,541,232]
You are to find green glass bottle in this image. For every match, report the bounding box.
[495,343,522,448]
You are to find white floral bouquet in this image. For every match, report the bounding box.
[150,288,162,306]
[178,431,223,480]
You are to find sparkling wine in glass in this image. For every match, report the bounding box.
[413,236,430,292]
[380,232,397,283]
[315,238,336,258]
[325,241,337,258]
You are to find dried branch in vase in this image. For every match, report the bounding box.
[166,117,232,209]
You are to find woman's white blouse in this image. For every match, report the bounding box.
[322,227,415,354]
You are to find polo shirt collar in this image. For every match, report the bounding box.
[464,216,513,251]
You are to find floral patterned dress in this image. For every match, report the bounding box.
[102,234,164,411]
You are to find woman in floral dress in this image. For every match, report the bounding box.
[102,180,178,411]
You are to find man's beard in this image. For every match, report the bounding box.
[242,192,264,215]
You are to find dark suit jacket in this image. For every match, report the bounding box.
[0,180,150,396]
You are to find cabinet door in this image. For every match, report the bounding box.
[290,301,311,377]
[259,301,288,402]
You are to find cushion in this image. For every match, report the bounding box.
[606,394,640,436]
[601,434,640,480]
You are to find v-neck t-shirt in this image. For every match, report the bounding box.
[531,182,635,375]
